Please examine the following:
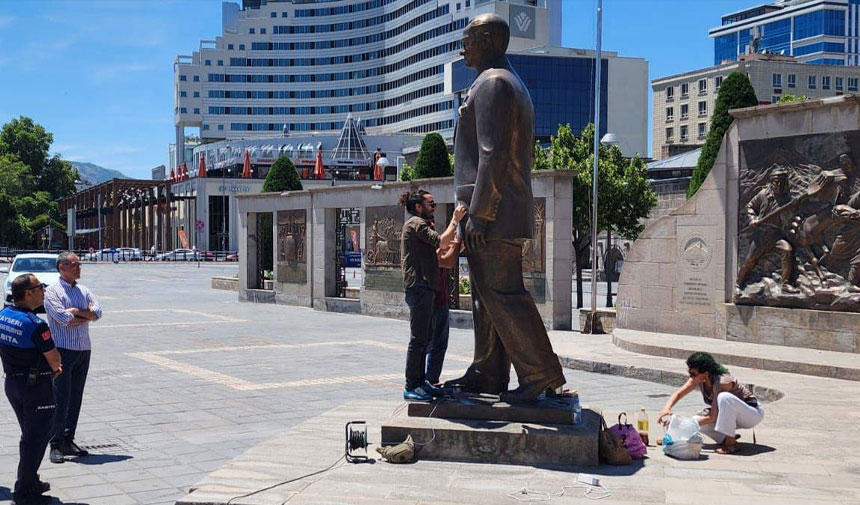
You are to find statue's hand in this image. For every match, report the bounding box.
[464,217,487,252]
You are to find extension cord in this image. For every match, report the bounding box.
[576,473,600,486]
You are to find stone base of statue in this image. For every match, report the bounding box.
[380,393,600,466]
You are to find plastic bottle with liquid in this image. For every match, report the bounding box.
[572,390,582,425]
[636,407,650,445]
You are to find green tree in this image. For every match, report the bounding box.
[412,132,452,179]
[777,93,809,103]
[0,117,78,246]
[399,162,416,181]
[537,123,656,308]
[0,116,77,199]
[688,71,758,197]
[262,156,303,192]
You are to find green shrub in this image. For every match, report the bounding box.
[263,156,303,192]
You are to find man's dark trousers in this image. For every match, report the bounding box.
[404,281,434,389]
[51,349,90,448]
[5,375,54,494]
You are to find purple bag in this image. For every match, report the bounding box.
[609,413,648,459]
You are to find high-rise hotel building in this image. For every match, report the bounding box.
[710,0,860,66]
[173,0,648,163]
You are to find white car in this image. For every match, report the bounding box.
[1,253,60,307]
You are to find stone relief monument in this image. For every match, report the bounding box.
[276,209,307,284]
[736,133,860,311]
[364,206,404,292]
[615,95,860,354]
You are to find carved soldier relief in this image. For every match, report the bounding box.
[736,131,860,311]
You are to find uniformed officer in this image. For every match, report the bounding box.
[1,274,62,505]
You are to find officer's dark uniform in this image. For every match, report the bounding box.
[0,304,56,499]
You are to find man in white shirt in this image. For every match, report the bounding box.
[43,252,100,464]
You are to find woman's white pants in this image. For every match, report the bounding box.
[698,392,764,443]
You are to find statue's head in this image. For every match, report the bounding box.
[770,168,789,194]
[461,14,509,69]
[840,153,854,172]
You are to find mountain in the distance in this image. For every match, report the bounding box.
[70,162,132,185]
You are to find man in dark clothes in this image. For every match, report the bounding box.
[1,274,63,505]
[399,190,466,400]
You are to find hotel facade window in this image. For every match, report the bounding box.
[698,123,707,138]
[698,79,707,94]
[788,74,796,87]
[666,86,674,100]
[681,104,689,119]
[681,83,689,97]
[698,101,707,116]
[773,73,782,87]
[666,106,674,121]
[809,75,817,89]
[666,127,673,140]
[823,75,831,89]
[837,76,844,90]
[715,75,723,90]
[680,125,688,141]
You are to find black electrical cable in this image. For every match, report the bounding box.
[225,454,345,505]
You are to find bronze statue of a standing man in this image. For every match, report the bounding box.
[446,13,566,403]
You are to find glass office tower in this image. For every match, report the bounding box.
[710,0,860,66]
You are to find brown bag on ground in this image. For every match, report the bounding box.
[599,415,632,465]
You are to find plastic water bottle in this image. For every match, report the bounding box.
[637,407,650,445]
[572,390,582,425]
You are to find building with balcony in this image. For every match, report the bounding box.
[173,0,649,165]
[651,53,860,159]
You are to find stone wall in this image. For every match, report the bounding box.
[236,171,575,329]
[617,95,860,351]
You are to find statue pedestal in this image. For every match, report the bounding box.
[380,395,600,467]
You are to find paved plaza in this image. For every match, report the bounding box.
[0,263,858,504]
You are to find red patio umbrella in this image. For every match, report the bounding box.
[314,149,325,180]
[242,149,252,178]
[182,161,189,181]
[168,166,175,182]
[198,153,207,178]
[373,151,382,181]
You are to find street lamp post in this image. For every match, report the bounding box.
[585,0,604,334]
[600,132,619,308]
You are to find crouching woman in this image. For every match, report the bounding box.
[657,352,764,454]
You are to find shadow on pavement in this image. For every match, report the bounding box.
[73,453,133,465]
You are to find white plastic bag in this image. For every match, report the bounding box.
[662,415,703,460]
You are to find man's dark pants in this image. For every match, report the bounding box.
[51,349,90,448]
[425,302,450,385]
[5,375,54,494]
[404,281,434,389]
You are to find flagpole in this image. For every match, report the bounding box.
[588,0,603,332]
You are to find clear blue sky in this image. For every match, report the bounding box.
[0,0,753,179]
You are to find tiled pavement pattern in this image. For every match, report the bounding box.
[0,264,699,505]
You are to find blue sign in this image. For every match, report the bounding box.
[344,252,362,268]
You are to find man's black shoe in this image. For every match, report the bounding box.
[60,441,89,457]
[500,377,566,404]
[11,487,52,505]
[443,373,507,395]
[49,447,64,464]
[38,480,50,493]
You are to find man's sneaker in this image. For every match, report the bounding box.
[49,447,64,464]
[60,441,89,457]
[403,386,433,401]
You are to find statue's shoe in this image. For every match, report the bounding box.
[499,377,566,404]
[443,373,508,395]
